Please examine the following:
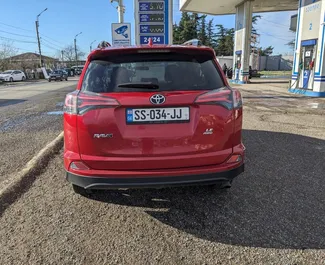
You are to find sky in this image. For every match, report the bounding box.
[0,0,296,58]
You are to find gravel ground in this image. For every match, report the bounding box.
[0,81,325,264]
[0,83,76,184]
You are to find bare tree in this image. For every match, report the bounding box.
[0,41,18,71]
[61,45,85,66]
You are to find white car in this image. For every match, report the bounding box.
[0,70,26,82]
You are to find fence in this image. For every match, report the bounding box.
[217,55,293,71]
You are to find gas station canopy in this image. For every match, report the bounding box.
[179,0,298,15]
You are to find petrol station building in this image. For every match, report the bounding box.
[179,0,325,97]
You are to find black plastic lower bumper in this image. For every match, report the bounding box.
[66,164,244,189]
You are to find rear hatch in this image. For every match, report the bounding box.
[76,47,235,170]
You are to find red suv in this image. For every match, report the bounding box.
[63,44,245,195]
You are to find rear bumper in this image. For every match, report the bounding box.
[66,163,244,189]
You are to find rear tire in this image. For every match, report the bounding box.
[9,77,13,82]
[22,76,25,81]
[65,78,68,81]
[48,79,51,82]
[72,184,93,197]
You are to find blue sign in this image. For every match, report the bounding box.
[136,0,169,45]
[139,13,164,23]
[139,2,164,11]
[140,36,164,44]
[115,25,129,38]
[111,23,131,46]
[140,25,164,34]
[303,70,310,88]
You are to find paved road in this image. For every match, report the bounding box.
[0,81,325,264]
[0,80,77,184]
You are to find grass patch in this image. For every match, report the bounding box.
[259,71,291,76]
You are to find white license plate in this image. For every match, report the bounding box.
[126,107,190,123]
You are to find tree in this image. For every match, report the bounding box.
[214,25,234,56]
[198,15,208,45]
[0,41,18,71]
[258,46,274,56]
[286,30,295,50]
[206,19,216,48]
[251,15,261,36]
[224,28,235,55]
[61,45,85,66]
[173,23,181,44]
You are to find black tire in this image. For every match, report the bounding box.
[60,78,63,81]
[65,78,68,81]
[48,79,51,82]
[72,184,92,197]
[9,77,13,82]
[22,76,25,81]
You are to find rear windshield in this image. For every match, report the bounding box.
[81,51,225,93]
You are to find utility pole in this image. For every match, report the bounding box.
[90,40,96,52]
[35,8,48,68]
[74,32,82,66]
[111,0,125,23]
[61,50,64,66]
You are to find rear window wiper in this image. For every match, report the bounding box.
[117,82,159,89]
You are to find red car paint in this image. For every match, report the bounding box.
[64,45,244,190]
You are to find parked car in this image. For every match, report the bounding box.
[62,68,74,77]
[0,70,26,82]
[71,65,84,75]
[48,70,68,82]
[63,43,245,196]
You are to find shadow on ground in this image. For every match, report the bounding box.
[87,130,325,250]
[249,80,290,84]
[0,99,26,107]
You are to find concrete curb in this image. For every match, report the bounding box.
[0,132,64,211]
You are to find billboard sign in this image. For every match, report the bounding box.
[111,23,131,46]
[135,0,172,45]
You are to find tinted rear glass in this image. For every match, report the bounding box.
[81,51,224,93]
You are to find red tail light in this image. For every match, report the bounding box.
[195,88,242,110]
[233,89,243,109]
[63,90,78,114]
[64,91,120,115]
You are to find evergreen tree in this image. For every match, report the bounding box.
[224,28,235,55]
[173,23,181,44]
[252,15,261,36]
[215,25,226,55]
[179,12,197,42]
[206,19,216,48]
[258,46,274,56]
[198,15,208,45]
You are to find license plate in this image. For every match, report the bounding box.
[126,107,190,124]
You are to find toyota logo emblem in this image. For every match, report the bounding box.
[150,94,165,105]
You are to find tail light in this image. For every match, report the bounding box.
[233,89,243,109]
[63,91,120,115]
[195,88,242,110]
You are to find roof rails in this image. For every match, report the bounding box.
[182,39,202,46]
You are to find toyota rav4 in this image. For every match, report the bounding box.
[63,42,245,196]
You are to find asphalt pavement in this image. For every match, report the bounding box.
[0,79,325,264]
[0,79,77,184]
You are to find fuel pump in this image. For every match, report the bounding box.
[299,42,317,89]
[234,52,242,80]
